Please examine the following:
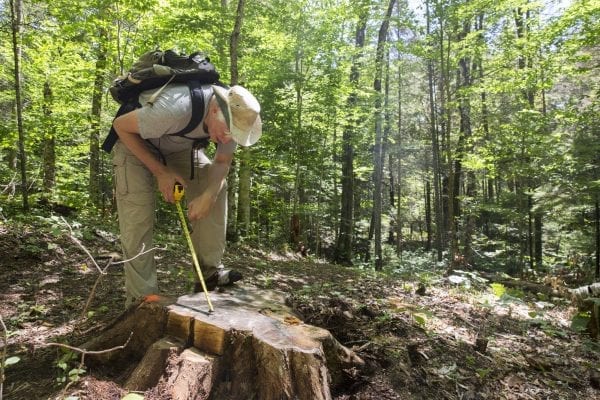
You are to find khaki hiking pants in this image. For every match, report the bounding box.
[112,141,227,306]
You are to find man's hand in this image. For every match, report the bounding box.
[188,192,217,221]
[157,170,186,203]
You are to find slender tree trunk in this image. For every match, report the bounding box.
[371,0,396,271]
[456,20,476,265]
[388,155,395,245]
[514,6,537,273]
[221,0,239,241]
[527,195,535,270]
[230,0,251,238]
[42,80,56,192]
[476,15,494,241]
[226,159,238,241]
[395,11,404,257]
[290,46,304,249]
[334,3,369,265]
[425,180,432,251]
[90,28,107,206]
[395,71,403,256]
[595,194,600,281]
[534,74,550,269]
[425,0,442,260]
[10,0,28,211]
[438,9,453,253]
[237,150,251,236]
[534,211,543,269]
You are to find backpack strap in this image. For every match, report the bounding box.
[171,80,205,137]
[102,80,214,154]
[101,101,142,153]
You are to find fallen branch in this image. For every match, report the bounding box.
[46,332,134,364]
[478,272,567,298]
[59,218,165,320]
[47,332,133,397]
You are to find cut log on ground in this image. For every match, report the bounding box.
[570,282,600,303]
[570,282,600,338]
[477,272,567,298]
[81,287,364,400]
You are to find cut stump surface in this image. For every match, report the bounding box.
[82,287,363,400]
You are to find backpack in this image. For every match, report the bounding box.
[109,49,220,104]
[102,49,222,153]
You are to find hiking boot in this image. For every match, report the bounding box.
[216,269,243,286]
[193,269,243,293]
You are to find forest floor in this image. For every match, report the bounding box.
[1,218,600,400]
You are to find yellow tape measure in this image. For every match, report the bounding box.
[173,183,214,312]
[174,183,185,202]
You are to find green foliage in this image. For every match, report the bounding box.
[490,283,506,298]
[0,0,596,272]
[570,311,591,333]
[2,356,21,368]
[55,349,85,386]
[121,394,145,400]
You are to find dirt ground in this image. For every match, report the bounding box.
[1,220,599,400]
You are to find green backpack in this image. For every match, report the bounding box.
[109,49,220,104]
[102,49,222,153]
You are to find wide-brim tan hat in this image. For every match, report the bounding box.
[212,85,262,146]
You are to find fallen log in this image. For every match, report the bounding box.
[476,271,567,298]
[569,282,600,303]
[570,282,600,339]
[81,287,364,400]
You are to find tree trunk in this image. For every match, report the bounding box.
[425,0,442,260]
[218,0,238,241]
[237,149,251,236]
[290,45,304,249]
[527,195,535,271]
[437,7,453,257]
[388,154,395,245]
[395,21,404,256]
[594,194,600,281]
[230,0,251,238]
[42,80,56,192]
[10,0,28,211]
[371,0,396,271]
[456,20,475,266]
[82,290,364,399]
[534,212,543,269]
[89,29,107,206]
[476,14,494,240]
[514,7,537,273]
[226,159,239,241]
[334,3,369,265]
[425,180,432,251]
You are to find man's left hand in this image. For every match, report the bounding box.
[188,192,217,221]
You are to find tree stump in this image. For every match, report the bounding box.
[82,287,363,400]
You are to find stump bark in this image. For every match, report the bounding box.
[82,287,363,400]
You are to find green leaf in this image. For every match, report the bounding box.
[570,312,590,333]
[413,313,428,327]
[476,368,492,379]
[4,356,21,366]
[490,283,506,298]
[122,394,145,400]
